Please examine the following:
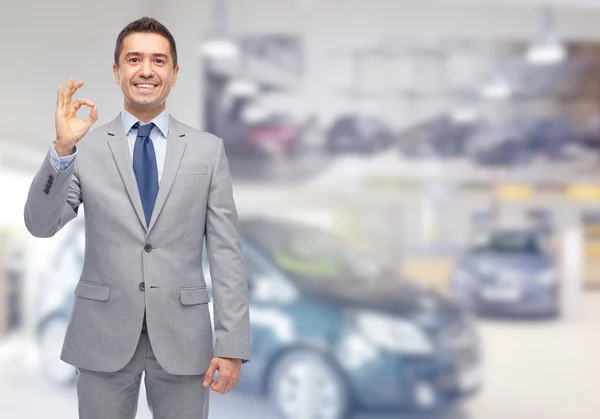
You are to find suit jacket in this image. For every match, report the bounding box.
[24,114,251,375]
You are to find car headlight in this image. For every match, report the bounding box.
[538,268,558,285]
[354,311,434,355]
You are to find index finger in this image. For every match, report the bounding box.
[57,85,64,110]
[212,376,228,394]
[203,360,218,387]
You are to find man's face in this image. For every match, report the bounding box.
[113,32,179,114]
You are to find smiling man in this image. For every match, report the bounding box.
[24,17,250,419]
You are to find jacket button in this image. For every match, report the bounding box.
[139,282,145,291]
[43,188,50,194]
[144,244,152,252]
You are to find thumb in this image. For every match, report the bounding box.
[204,359,219,387]
[87,105,98,125]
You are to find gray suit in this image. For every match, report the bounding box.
[24,114,250,417]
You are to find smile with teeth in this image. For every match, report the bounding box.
[135,83,157,89]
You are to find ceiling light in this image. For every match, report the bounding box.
[480,73,512,99]
[526,39,565,65]
[526,7,566,65]
[200,36,240,58]
[227,79,259,97]
[451,108,478,123]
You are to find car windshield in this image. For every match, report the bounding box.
[260,114,293,126]
[471,231,543,254]
[242,221,390,284]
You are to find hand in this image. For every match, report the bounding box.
[203,357,242,394]
[54,78,98,156]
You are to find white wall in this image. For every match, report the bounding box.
[0,0,211,153]
[0,0,143,149]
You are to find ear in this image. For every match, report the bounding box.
[171,65,180,87]
[113,64,121,84]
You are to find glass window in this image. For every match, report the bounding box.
[471,231,543,254]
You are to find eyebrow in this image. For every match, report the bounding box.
[124,52,170,61]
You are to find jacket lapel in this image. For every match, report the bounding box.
[147,115,187,233]
[106,115,148,231]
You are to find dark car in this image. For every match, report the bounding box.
[35,216,482,419]
[397,115,481,159]
[326,114,395,154]
[244,114,303,157]
[467,118,583,167]
[450,228,560,317]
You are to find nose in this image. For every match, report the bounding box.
[140,59,153,77]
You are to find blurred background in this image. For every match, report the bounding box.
[2,0,600,418]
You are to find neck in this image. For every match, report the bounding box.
[124,103,166,123]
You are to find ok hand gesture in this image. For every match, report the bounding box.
[54,78,98,156]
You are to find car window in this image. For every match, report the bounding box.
[471,231,543,254]
[333,117,353,130]
[242,221,389,284]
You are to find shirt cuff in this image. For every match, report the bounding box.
[49,143,77,172]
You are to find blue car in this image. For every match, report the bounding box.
[450,228,560,317]
[35,216,482,419]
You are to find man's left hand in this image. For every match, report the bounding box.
[203,357,242,394]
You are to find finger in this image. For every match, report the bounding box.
[224,376,237,393]
[62,82,70,114]
[231,373,241,390]
[203,360,218,387]
[212,371,229,393]
[56,85,64,115]
[70,99,98,125]
[219,372,233,393]
[88,104,98,124]
[71,80,85,99]
[221,367,236,393]
[218,372,231,394]
[213,378,227,394]
[57,85,62,108]
[64,78,74,107]
[71,98,95,114]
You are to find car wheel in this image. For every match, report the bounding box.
[268,350,351,419]
[38,316,76,386]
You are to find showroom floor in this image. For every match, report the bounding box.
[468,291,600,419]
[0,293,598,419]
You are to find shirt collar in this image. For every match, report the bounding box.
[121,109,170,138]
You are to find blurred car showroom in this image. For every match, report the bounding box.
[2,0,600,418]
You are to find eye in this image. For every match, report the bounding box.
[155,59,164,64]
[129,58,140,63]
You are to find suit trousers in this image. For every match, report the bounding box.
[75,314,209,419]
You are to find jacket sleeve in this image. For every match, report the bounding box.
[205,137,251,363]
[24,146,82,238]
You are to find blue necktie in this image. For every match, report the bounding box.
[132,122,159,227]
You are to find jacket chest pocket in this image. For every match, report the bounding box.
[177,164,207,176]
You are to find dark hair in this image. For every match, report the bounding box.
[114,17,178,68]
